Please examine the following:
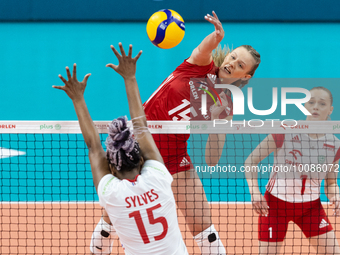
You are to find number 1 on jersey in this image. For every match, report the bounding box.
[129,203,168,244]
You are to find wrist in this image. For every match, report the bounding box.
[248,185,261,196]
[328,195,339,201]
[251,191,262,196]
[213,30,224,42]
[124,76,136,82]
[72,96,85,104]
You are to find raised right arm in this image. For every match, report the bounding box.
[53,65,110,192]
[106,43,164,164]
[187,11,225,66]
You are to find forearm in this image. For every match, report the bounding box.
[124,77,147,128]
[72,98,100,149]
[325,183,340,200]
[196,31,223,57]
[246,173,261,195]
[244,161,261,195]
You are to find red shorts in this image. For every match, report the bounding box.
[259,191,333,242]
[162,149,193,175]
[153,135,193,175]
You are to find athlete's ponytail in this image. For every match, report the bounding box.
[106,116,141,171]
[212,44,231,68]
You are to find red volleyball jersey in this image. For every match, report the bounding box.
[143,59,233,152]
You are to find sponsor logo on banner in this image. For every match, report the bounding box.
[281,124,309,130]
[201,124,208,130]
[186,125,199,130]
[148,125,162,129]
[54,124,61,130]
[95,124,109,129]
[293,125,309,129]
[40,124,53,130]
[333,124,340,130]
[0,124,16,129]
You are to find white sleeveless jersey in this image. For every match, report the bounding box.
[267,133,340,202]
[97,160,188,255]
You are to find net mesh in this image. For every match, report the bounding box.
[1,121,340,254]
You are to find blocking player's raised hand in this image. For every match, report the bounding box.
[106,43,142,81]
[53,64,91,101]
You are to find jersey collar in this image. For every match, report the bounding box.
[126,174,140,183]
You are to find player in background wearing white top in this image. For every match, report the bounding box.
[245,87,340,254]
[53,43,188,255]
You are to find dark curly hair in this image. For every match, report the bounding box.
[105,117,141,172]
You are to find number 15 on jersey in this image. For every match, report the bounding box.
[129,203,168,244]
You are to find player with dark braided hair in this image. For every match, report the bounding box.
[105,116,142,171]
[53,43,188,255]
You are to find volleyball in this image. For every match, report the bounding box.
[146,9,185,49]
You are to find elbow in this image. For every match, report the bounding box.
[245,156,259,165]
[85,139,96,151]
[206,162,217,167]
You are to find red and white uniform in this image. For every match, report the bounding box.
[259,133,340,242]
[143,60,233,174]
[97,160,188,255]
[268,133,340,202]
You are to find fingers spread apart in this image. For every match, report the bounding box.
[110,43,142,61]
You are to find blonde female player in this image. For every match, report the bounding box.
[53,44,188,255]
[142,11,261,254]
[245,87,340,254]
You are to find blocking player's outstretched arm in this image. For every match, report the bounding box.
[244,134,277,216]
[53,64,110,192]
[106,43,164,164]
[187,11,224,66]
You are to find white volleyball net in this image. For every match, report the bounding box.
[0,120,339,254]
